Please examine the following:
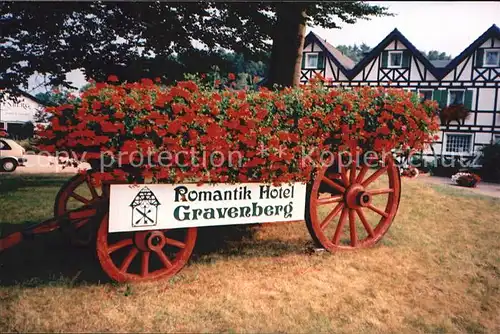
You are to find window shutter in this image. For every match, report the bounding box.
[402,51,411,68]
[381,51,388,68]
[318,52,325,69]
[475,49,484,67]
[301,53,306,69]
[439,90,448,108]
[464,90,473,109]
[432,90,441,103]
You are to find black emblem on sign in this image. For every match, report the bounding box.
[130,186,160,228]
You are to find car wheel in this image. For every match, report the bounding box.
[1,159,18,172]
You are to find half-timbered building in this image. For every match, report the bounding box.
[301,24,500,160]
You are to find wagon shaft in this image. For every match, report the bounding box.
[0,201,104,253]
[0,231,22,252]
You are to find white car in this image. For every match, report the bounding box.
[0,139,27,172]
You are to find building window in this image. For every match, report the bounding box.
[305,53,319,69]
[484,50,500,67]
[388,51,403,68]
[444,134,472,153]
[448,89,465,106]
[418,89,433,102]
[494,135,500,144]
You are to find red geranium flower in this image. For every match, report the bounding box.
[107,75,119,83]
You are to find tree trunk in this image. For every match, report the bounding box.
[266,3,307,89]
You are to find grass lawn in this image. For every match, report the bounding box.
[0,173,499,333]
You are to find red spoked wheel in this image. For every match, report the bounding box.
[305,154,401,251]
[96,214,197,282]
[54,170,103,246]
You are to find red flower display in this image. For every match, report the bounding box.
[36,76,439,185]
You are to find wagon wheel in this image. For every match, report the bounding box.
[305,154,401,251]
[96,213,197,282]
[54,170,103,246]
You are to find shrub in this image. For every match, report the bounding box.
[477,143,500,183]
[15,138,40,154]
[429,156,465,177]
[451,172,481,187]
[35,75,439,185]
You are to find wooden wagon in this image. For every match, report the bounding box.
[0,77,438,283]
[0,155,400,282]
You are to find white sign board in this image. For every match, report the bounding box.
[109,182,307,232]
[0,94,42,123]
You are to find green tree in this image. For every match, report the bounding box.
[1,2,390,97]
[336,43,372,63]
[423,50,452,61]
[34,89,75,107]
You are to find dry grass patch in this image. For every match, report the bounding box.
[0,176,499,332]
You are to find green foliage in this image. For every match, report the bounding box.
[422,50,452,61]
[34,89,78,107]
[477,143,500,182]
[429,156,464,177]
[14,138,39,153]
[336,43,371,63]
[173,49,268,89]
[1,2,389,95]
[33,89,80,122]
[333,45,453,65]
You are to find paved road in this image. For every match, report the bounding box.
[7,154,91,174]
[412,173,500,199]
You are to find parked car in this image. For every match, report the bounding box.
[0,139,27,172]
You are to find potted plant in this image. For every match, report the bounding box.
[439,104,470,125]
[451,172,481,188]
[400,166,419,178]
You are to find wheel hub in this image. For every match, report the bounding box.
[134,231,166,252]
[345,184,372,209]
[147,231,166,251]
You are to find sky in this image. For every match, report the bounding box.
[27,1,500,94]
[309,1,500,56]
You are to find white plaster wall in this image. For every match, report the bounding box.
[337,70,349,81]
[477,88,496,111]
[464,116,475,125]
[476,113,494,126]
[410,58,422,81]
[475,132,493,144]
[496,88,500,109]
[480,38,500,48]
[353,59,378,82]
[385,41,396,50]
[456,57,473,81]
[325,58,336,82]
[480,39,492,48]
[303,42,321,52]
[442,56,471,81]
[392,41,407,50]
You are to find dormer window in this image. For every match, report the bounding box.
[484,50,499,67]
[388,51,403,68]
[305,53,319,69]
